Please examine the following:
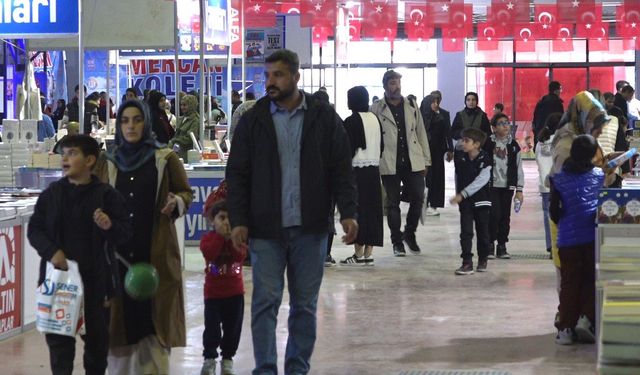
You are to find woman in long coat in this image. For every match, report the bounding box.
[95,99,192,374]
[420,94,453,215]
[169,94,200,161]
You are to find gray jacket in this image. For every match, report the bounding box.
[371,97,431,175]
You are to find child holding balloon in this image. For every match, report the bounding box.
[200,181,246,375]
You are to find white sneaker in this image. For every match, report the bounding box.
[575,315,596,343]
[425,207,440,216]
[201,358,216,375]
[221,359,236,375]
[555,328,574,345]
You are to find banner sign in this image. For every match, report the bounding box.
[129,59,266,109]
[83,51,128,101]
[205,0,229,46]
[186,176,223,242]
[0,225,22,335]
[245,17,285,61]
[0,0,79,36]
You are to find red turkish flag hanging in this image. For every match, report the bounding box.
[534,4,559,39]
[428,0,464,26]
[490,0,531,27]
[513,23,537,52]
[617,4,640,50]
[557,0,596,24]
[300,0,336,29]
[477,22,506,50]
[280,2,301,14]
[441,2,471,52]
[345,2,361,41]
[405,1,434,41]
[361,0,398,41]
[312,26,332,45]
[575,5,608,51]
[552,24,574,52]
[441,26,465,52]
[244,0,278,28]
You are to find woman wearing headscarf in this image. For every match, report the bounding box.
[94,99,192,374]
[339,86,384,265]
[147,90,175,144]
[420,94,453,216]
[169,94,200,161]
[450,92,492,142]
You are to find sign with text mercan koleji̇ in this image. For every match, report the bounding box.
[0,0,78,37]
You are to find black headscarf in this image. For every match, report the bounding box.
[347,86,369,113]
[105,100,162,172]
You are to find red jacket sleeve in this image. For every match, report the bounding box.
[200,232,225,262]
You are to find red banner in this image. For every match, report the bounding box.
[404,1,433,41]
[0,226,22,335]
[301,0,336,29]
[558,0,596,24]
[244,0,278,28]
[361,0,398,41]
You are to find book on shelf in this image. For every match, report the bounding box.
[599,362,640,375]
[600,343,640,361]
[601,317,640,344]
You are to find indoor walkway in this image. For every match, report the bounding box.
[1,160,597,374]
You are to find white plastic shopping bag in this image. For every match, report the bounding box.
[36,260,85,336]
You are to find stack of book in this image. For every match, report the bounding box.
[598,239,640,282]
[599,284,640,375]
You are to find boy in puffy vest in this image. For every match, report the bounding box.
[549,135,604,345]
[485,113,524,259]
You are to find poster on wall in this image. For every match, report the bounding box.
[0,225,22,336]
[205,0,229,46]
[83,51,129,101]
[245,31,266,62]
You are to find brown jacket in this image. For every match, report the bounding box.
[95,148,192,348]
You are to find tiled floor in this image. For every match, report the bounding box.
[1,160,597,374]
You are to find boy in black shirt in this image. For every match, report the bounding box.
[28,134,131,375]
[450,128,492,275]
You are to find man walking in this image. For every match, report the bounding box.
[532,81,564,145]
[371,70,431,256]
[226,49,358,375]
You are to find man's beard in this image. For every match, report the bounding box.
[267,84,296,102]
[387,89,402,100]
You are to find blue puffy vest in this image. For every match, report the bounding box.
[551,168,604,248]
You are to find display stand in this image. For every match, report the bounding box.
[596,188,640,374]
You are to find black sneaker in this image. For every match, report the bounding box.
[455,261,474,275]
[363,256,374,266]
[403,233,421,254]
[476,258,488,272]
[393,243,406,257]
[496,244,511,259]
[324,254,337,267]
[339,254,365,266]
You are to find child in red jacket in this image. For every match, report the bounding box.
[200,184,246,375]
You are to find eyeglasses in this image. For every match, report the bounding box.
[496,121,510,126]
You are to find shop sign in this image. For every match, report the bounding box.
[0,0,78,36]
[186,177,223,242]
[0,225,22,335]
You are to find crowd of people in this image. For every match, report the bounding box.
[26,47,639,375]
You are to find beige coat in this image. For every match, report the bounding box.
[95,148,192,348]
[370,97,431,175]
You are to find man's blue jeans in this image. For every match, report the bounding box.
[249,227,327,375]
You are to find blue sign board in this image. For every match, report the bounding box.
[0,0,79,36]
[185,176,224,243]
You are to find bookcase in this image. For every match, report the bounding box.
[596,188,640,375]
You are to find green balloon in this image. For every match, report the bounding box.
[124,263,159,300]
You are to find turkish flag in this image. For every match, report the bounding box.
[558,0,596,24]
[617,4,640,48]
[244,0,278,28]
[428,0,464,26]
[513,23,536,52]
[552,24,574,52]
[345,2,361,41]
[576,4,603,36]
[441,26,465,52]
[490,0,531,26]
[312,26,332,45]
[534,4,558,38]
[361,0,398,41]
[477,22,505,50]
[280,2,301,14]
[404,1,434,41]
[300,0,336,28]
[448,2,472,37]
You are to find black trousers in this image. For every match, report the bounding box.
[202,294,244,360]
[490,187,514,245]
[459,203,491,261]
[45,283,110,375]
[381,168,425,245]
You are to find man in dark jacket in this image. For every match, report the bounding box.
[532,81,564,145]
[614,80,630,121]
[226,49,358,375]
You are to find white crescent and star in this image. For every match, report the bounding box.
[483,26,496,40]
[376,5,383,13]
[409,9,424,26]
[441,4,449,12]
[572,0,580,7]
[519,27,532,41]
[538,11,553,25]
[253,4,261,12]
[506,2,514,11]
[314,3,322,11]
[558,26,571,40]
